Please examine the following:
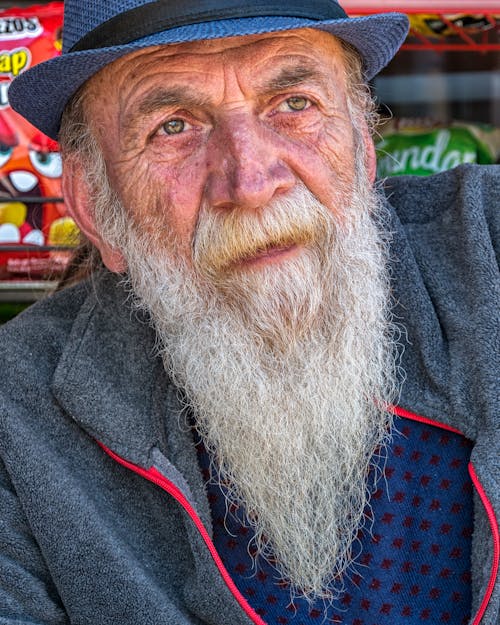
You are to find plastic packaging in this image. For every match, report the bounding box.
[376,118,500,178]
[0,2,76,279]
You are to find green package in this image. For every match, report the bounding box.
[376,125,497,178]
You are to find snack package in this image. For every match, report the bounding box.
[0,2,77,279]
[409,14,499,39]
[376,119,500,178]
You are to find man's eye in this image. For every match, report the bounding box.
[161,119,187,135]
[278,97,311,113]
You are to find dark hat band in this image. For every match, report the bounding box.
[70,0,348,52]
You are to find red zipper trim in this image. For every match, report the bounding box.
[468,463,500,625]
[97,442,266,625]
[99,404,499,625]
[391,404,464,435]
[392,405,500,625]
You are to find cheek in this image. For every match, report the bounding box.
[287,126,358,212]
[319,125,357,179]
[120,155,209,258]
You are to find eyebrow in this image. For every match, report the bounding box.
[259,62,329,93]
[123,86,211,130]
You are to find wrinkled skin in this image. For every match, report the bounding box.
[63,28,375,272]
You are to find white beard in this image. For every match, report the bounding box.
[96,173,398,601]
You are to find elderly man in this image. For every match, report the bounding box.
[0,1,498,624]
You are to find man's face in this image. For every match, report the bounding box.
[82,28,365,270]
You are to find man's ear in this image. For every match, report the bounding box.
[62,158,127,273]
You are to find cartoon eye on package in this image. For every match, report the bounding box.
[0,2,78,279]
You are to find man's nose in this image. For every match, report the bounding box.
[205,115,296,210]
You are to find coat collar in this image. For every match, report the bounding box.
[51,271,170,467]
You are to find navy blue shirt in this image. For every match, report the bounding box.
[195,416,474,624]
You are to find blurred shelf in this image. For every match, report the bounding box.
[0,1,56,5]
[343,1,500,12]
[344,2,500,52]
[0,280,55,302]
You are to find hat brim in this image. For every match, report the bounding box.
[8,13,409,140]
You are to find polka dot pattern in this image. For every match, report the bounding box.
[195,417,473,624]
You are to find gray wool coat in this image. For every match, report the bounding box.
[0,164,498,624]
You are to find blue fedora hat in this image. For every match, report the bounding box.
[8,0,409,140]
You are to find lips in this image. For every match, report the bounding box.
[234,242,301,270]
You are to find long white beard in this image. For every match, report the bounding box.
[98,174,398,601]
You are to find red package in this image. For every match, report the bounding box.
[0,2,74,279]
